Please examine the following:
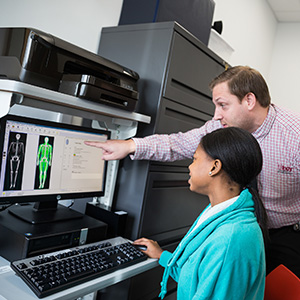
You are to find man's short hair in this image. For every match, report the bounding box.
[209,66,271,107]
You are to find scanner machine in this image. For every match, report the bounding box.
[0,27,139,111]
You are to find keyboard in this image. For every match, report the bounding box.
[11,236,147,298]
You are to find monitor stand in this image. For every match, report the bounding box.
[8,200,83,224]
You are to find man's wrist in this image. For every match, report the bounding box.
[127,139,136,154]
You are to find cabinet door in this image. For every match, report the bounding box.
[140,171,209,242]
[153,98,213,168]
[156,98,213,134]
[163,32,225,111]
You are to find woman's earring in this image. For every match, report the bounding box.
[209,171,212,175]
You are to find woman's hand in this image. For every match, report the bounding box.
[133,238,163,259]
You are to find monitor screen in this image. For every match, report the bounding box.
[0,115,110,223]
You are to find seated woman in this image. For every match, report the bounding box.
[134,127,268,300]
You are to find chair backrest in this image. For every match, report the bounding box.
[264,264,300,300]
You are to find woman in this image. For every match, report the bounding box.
[134,127,268,300]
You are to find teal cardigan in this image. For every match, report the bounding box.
[158,189,266,300]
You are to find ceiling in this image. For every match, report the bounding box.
[267,0,300,22]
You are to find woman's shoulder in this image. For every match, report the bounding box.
[208,218,262,248]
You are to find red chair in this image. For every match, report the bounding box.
[264,264,300,300]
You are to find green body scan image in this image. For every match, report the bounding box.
[36,137,53,189]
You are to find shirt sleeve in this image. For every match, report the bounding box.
[159,251,181,283]
[130,119,222,161]
[159,251,172,268]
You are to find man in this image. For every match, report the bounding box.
[86,66,300,277]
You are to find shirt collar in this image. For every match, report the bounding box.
[196,195,239,225]
[252,104,276,141]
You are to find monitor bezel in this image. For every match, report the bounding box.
[0,114,110,205]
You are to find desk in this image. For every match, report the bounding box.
[0,256,158,300]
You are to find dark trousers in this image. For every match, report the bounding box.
[266,225,300,278]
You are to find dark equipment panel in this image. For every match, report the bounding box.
[94,21,227,299]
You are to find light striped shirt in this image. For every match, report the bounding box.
[132,104,300,229]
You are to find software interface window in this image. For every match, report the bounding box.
[0,119,108,198]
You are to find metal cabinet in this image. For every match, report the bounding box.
[98,21,227,300]
[99,21,226,242]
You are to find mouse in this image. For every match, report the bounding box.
[133,244,147,251]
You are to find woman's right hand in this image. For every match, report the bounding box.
[133,238,163,259]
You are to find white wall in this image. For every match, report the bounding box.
[212,0,277,80]
[0,0,123,53]
[268,23,300,112]
[212,0,300,113]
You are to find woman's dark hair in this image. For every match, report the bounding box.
[200,127,269,241]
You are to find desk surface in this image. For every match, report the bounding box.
[0,256,158,300]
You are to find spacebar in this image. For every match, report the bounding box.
[65,269,96,283]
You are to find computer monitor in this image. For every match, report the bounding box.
[0,114,110,224]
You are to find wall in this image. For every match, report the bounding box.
[212,0,277,80]
[0,0,123,53]
[212,1,300,113]
[268,23,300,112]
